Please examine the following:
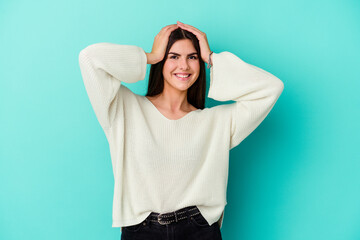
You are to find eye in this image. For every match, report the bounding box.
[169,55,198,59]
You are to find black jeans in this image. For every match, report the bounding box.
[121,206,222,240]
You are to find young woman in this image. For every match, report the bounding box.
[79,21,284,240]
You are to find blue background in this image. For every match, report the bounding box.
[1,0,359,239]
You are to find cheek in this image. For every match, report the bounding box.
[191,63,200,76]
[163,63,176,75]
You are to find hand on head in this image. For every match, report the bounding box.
[148,24,179,64]
[148,22,212,65]
[176,21,212,64]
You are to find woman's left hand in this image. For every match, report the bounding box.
[177,21,212,64]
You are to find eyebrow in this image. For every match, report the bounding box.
[168,52,198,56]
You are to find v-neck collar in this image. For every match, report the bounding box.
[143,96,201,121]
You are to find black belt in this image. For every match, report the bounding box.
[146,205,201,225]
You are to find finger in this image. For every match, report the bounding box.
[165,24,177,29]
[177,22,203,35]
[160,24,177,33]
[164,25,179,36]
[182,25,202,35]
[162,24,179,34]
[178,26,203,40]
[167,24,179,30]
[177,21,196,30]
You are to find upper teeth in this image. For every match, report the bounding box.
[175,74,190,78]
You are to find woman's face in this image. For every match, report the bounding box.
[162,39,200,92]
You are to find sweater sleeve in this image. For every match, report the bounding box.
[78,43,147,130]
[207,51,284,150]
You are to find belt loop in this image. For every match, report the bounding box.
[145,213,151,227]
[174,211,178,223]
[186,208,191,223]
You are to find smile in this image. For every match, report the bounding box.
[174,74,191,81]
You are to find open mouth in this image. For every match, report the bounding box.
[174,74,191,81]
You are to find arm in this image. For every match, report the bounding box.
[78,43,147,130]
[208,51,284,150]
[145,52,161,65]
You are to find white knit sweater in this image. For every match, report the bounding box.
[78,42,284,229]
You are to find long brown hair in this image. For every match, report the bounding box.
[145,28,207,110]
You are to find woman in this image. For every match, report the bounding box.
[79,21,284,240]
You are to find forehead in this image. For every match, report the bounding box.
[169,39,196,53]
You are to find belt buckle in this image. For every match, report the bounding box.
[158,210,178,225]
[157,213,170,225]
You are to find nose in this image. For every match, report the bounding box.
[178,57,190,70]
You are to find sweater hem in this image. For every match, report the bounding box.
[112,211,153,228]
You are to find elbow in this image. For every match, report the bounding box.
[79,43,104,59]
[277,79,284,95]
[79,43,105,64]
[78,49,91,68]
[271,76,284,96]
[79,49,87,62]
[79,44,95,60]
[266,77,284,100]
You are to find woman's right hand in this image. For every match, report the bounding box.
[146,24,179,64]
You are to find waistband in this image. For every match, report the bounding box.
[146,205,201,226]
